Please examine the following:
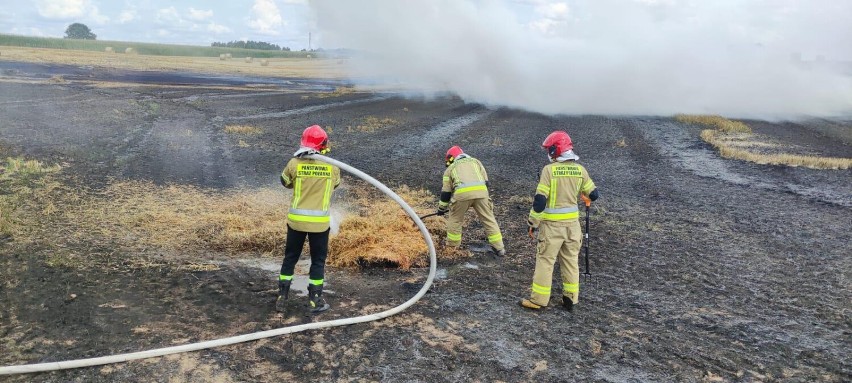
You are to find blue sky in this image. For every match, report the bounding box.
[1,1,317,49]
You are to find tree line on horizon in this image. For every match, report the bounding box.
[211,40,290,51]
[60,23,308,54]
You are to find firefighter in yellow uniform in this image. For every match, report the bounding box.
[438,146,505,256]
[277,125,341,313]
[521,131,599,312]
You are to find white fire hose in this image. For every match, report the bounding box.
[0,154,437,375]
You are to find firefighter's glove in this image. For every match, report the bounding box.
[528,226,538,239]
[436,206,448,216]
[527,220,538,239]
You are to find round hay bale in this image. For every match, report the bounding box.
[306,54,312,59]
[260,59,269,66]
[125,47,136,54]
[244,57,253,63]
[219,53,226,60]
[105,47,114,53]
[225,53,232,59]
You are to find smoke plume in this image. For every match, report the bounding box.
[309,0,852,119]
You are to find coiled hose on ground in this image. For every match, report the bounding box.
[0,154,437,375]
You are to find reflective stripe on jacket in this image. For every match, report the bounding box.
[528,161,595,225]
[281,158,341,232]
[442,156,489,203]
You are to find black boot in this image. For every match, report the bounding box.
[308,284,330,313]
[562,296,574,312]
[275,280,291,312]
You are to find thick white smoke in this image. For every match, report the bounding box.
[309,0,852,119]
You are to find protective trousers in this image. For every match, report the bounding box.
[445,198,504,251]
[529,220,582,306]
[281,225,329,282]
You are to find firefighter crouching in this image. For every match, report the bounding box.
[277,125,341,313]
[520,131,599,312]
[438,146,506,256]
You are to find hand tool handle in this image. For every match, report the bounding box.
[583,202,591,275]
[418,212,440,220]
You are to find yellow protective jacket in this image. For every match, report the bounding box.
[528,160,595,227]
[440,155,489,208]
[281,157,341,233]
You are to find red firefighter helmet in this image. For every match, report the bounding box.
[542,131,573,158]
[301,125,329,153]
[445,145,464,166]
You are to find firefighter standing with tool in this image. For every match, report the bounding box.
[520,131,599,312]
[277,125,341,313]
[438,146,506,256]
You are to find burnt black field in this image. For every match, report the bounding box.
[1,62,850,382]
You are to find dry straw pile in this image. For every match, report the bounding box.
[351,116,398,133]
[72,181,456,268]
[3,156,462,269]
[700,130,852,169]
[678,114,851,170]
[45,181,460,269]
[674,114,752,133]
[328,184,464,269]
[0,157,62,239]
[70,181,288,255]
[316,86,356,99]
[224,125,262,135]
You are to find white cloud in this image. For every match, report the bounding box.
[36,0,88,19]
[36,0,107,25]
[156,6,182,24]
[207,22,231,34]
[530,18,559,35]
[188,7,213,21]
[118,8,136,24]
[249,0,284,35]
[89,6,109,24]
[535,2,569,19]
[633,0,676,5]
[529,1,570,35]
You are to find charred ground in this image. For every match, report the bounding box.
[0,63,850,382]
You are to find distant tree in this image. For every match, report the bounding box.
[211,40,287,51]
[64,23,96,40]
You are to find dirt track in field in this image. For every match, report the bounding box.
[0,62,850,382]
